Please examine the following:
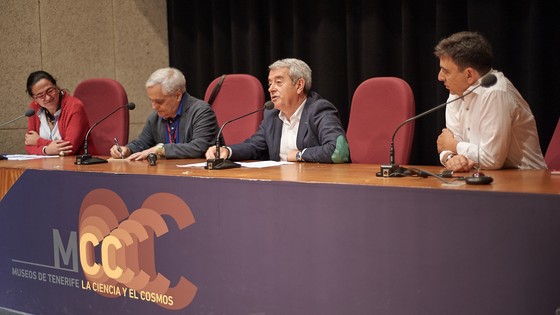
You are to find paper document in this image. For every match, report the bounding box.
[177,161,293,168]
[4,154,59,160]
[238,161,293,168]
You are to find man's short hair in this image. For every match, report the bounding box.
[434,31,493,74]
[269,58,312,93]
[145,67,186,94]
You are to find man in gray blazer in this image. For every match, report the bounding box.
[206,58,349,164]
[110,67,220,160]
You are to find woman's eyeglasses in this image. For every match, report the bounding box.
[32,87,58,101]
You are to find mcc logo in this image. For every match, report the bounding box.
[78,189,197,310]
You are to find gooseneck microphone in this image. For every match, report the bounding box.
[75,102,135,165]
[1,109,35,160]
[0,109,35,129]
[377,73,498,177]
[206,101,275,170]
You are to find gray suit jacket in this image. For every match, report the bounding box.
[126,94,220,158]
[230,91,349,163]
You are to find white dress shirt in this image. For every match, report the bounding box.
[441,70,547,169]
[278,99,306,161]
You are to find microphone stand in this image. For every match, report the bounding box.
[377,73,498,177]
[0,115,27,129]
[206,101,274,170]
[378,101,449,177]
[465,146,493,185]
[206,109,262,170]
[1,109,35,160]
[75,133,108,165]
[75,103,135,165]
[0,109,35,129]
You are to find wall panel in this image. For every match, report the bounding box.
[0,0,42,153]
[0,0,168,154]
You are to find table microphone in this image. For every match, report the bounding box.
[465,171,493,185]
[75,102,135,165]
[206,101,275,170]
[465,146,494,185]
[377,73,498,177]
[0,109,35,129]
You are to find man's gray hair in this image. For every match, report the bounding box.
[145,67,186,94]
[269,58,312,93]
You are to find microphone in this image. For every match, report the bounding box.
[465,146,494,185]
[147,153,157,166]
[206,101,275,170]
[0,109,35,129]
[377,73,498,177]
[1,109,34,160]
[75,102,135,165]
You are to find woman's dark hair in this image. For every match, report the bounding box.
[26,70,57,96]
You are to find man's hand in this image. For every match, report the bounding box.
[437,128,458,154]
[205,145,229,160]
[128,146,158,161]
[444,154,476,172]
[109,145,131,159]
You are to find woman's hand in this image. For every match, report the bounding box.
[25,131,40,146]
[45,140,72,156]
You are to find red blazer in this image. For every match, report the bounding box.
[25,93,92,155]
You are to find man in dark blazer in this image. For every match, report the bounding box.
[206,58,349,163]
[109,67,220,160]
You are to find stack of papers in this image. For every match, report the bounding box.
[177,161,292,168]
[3,154,59,161]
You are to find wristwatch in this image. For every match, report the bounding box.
[444,153,454,163]
[156,143,164,158]
[296,151,303,162]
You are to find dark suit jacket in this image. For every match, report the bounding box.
[126,93,220,158]
[230,91,349,163]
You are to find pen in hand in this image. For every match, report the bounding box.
[114,137,123,159]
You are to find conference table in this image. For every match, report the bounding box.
[1,157,559,314]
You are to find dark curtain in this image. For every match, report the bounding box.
[167,0,560,165]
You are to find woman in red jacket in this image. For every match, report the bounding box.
[24,71,90,156]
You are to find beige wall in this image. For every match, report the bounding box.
[0,0,168,154]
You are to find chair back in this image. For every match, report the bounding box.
[347,77,415,164]
[545,117,560,170]
[74,78,129,155]
[204,74,265,145]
